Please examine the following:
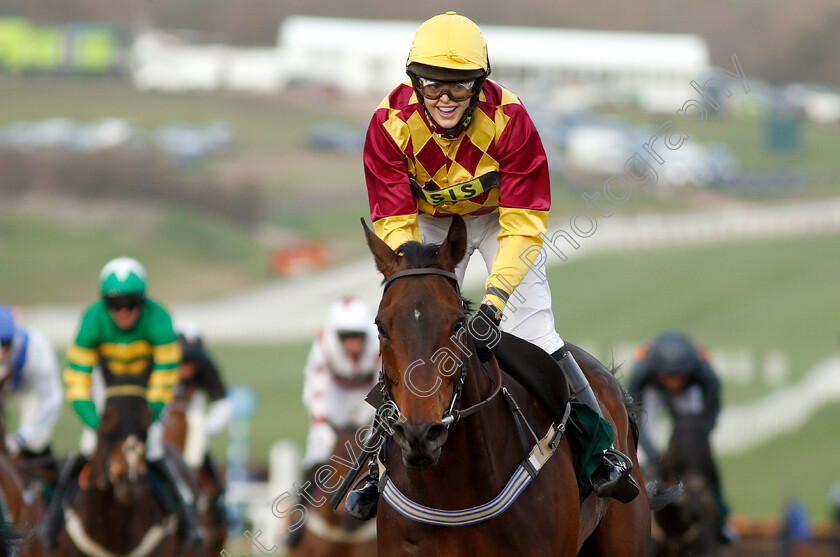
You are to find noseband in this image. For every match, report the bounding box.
[379,267,502,429]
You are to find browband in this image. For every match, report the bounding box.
[383,268,459,293]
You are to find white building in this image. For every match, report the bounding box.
[132,30,281,93]
[276,16,711,112]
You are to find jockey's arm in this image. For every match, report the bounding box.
[204,399,231,437]
[483,105,551,311]
[695,359,722,431]
[200,355,231,436]
[626,358,661,463]
[483,208,547,310]
[147,328,181,423]
[13,330,63,452]
[65,309,101,430]
[365,109,421,250]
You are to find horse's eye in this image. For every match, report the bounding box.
[451,318,466,336]
[375,320,388,339]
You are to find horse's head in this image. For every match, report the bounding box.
[92,393,151,504]
[363,216,469,470]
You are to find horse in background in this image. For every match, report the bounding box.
[56,393,196,557]
[650,413,720,557]
[289,425,377,557]
[0,375,47,557]
[164,383,228,554]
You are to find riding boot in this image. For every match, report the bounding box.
[39,454,86,548]
[344,418,387,521]
[345,475,380,521]
[552,348,640,503]
[150,458,205,551]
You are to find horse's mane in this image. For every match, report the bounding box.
[395,240,473,311]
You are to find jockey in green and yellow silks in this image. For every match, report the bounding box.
[42,257,203,550]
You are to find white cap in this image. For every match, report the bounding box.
[327,297,374,334]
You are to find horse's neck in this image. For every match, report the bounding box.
[76,477,166,556]
[666,427,713,478]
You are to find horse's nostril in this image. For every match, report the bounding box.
[425,424,447,445]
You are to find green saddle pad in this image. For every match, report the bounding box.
[566,401,615,499]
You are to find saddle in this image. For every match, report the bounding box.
[493,333,615,499]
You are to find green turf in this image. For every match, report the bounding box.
[718,403,840,521]
[0,207,270,304]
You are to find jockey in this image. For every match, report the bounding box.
[41,257,203,550]
[174,321,230,525]
[627,331,737,544]
[352,11,638,515]
[286,296,379,547]
[0,306,63,473]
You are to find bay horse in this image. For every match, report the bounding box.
[363,215,650,556]
[163,384,228,554]
[650,414,720,557]
[0,375,47,557]
[289,426,377,557]
[55,391,198,557]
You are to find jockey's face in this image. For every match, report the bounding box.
[105,295,143,330]
[108,305,142,330]
[660,374,687,394]
[180,360,197,381]
[423,92,470,131]
[339,332,366,361]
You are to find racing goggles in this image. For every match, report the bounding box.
[417,77,476,102]
[105,294,144,311]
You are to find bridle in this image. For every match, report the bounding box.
[378,267,502,430]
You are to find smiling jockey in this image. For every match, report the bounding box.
[41,257,203,550]
[350,12,639,518]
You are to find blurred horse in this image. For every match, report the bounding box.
[0,375,47,557]
[363,216,650,557]
[650,414,720,557]
[56,392,195,557]
[164,383,228,554]
[289,426,377,557]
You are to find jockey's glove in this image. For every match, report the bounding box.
[468,303,502,363]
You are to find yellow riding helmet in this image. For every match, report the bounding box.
[407,12,490,81]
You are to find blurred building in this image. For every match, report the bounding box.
[0,16,126,73]
[274,16,711,112]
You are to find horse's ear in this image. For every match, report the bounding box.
[361,218,400,278]
[438,215,467,271]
